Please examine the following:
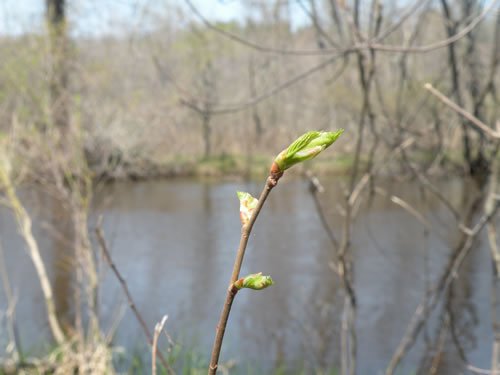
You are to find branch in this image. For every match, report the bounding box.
[487,149,500,274]
[374,187,432,231]
[179,0,497,117]
[306,170,339,252]
[209,175,279,374]
[152,315,168,375]
[398,151,474,236]
[0,240,22,359]
[95,220,174,375]
[184,0,497,55]
[424,83,500,139]
[368,0,498,53]
[181,51,349,115]
[0,165,65,346]
[386,198,500,374]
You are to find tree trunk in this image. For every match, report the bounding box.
[202,110,211,159]
[46,0,69,133]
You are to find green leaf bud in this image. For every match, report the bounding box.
[270,129,344,175]
[234,272,274,291]
[237,191,258,225]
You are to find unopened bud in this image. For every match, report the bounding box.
[271,130,344,174]
[237,191,258,225]
[234,272,274,291]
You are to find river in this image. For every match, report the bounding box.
[0,175,494,374]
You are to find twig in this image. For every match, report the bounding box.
[180,0,497,117]
[424,83,500,139]
[208,175,280,374]
[184,0,496,56]
[399,144,478,236]
[429,314,449,375]
[0,165,65,345]
[489,222,500,275]
[336,137,416,375]
[348,138,415,207]
[368,0,498,53]
[181,51,348,115]
[491,271,500,374]
[306,171,339,251]
[152,315,168,375]
[95,218,174,375]
[487,147,500,274]
[374,187,433,232]
[386,198,500,374]
[487,147,500,373]
[0,240,22,359]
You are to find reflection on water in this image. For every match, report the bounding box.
[0,176,494,373]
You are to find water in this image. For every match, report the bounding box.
[0,175,495,373]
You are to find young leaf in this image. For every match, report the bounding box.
[271,129,344,174]
[234,272,274,291]
[237,191,259,225]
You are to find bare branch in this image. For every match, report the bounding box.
[0,240,22,359]
[152,315,168,375]
[184,0,497,55]
[95,218,174,375]
[374,187,433,231]
[386,198,500,374]
[181,52,349,115]
[424,83,500,139]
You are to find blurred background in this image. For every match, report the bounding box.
[0,0,499,374]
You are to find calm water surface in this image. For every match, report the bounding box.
[0,176,494,374]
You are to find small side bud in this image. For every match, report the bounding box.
[234,272,274,291]
[271,129,344,175]
[237,191,258,225]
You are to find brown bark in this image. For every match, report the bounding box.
[46,0,70,133]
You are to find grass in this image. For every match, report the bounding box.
[107,337,340,375]
[151,152,360,180]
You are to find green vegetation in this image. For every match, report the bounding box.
[107,151,362,181]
